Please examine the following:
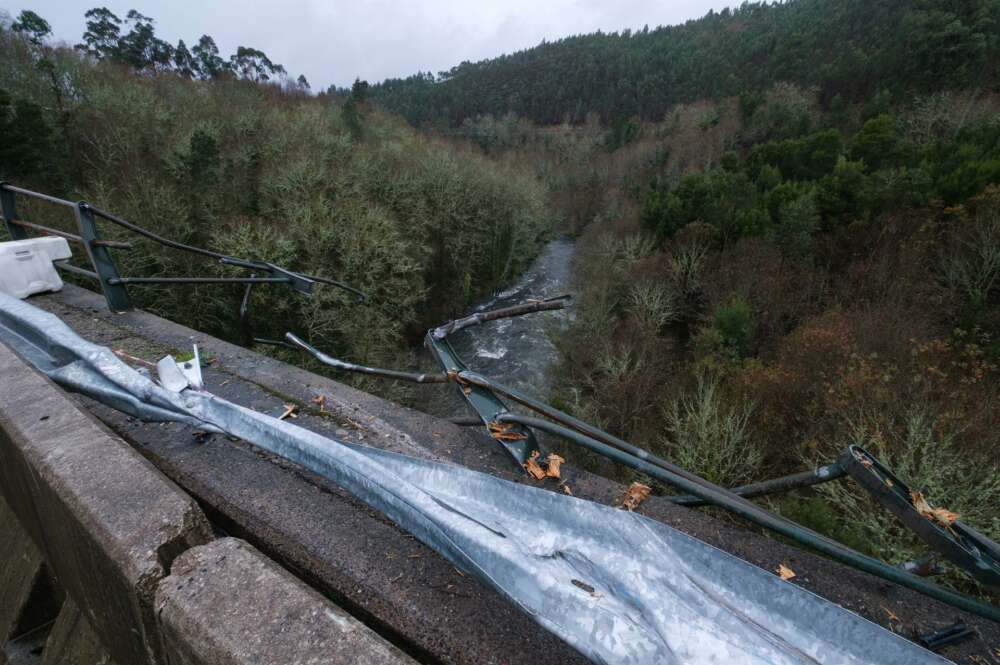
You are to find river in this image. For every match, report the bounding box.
[419,238,575,418]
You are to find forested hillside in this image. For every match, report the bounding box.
[0,9,552,392]
[375,1,1000,593]
[2,1,999,595]
[370,0,1000,126]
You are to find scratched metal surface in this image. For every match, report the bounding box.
[0,293,949,665]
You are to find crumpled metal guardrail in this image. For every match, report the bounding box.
[284,295,1000,622]
[0,292,950,665]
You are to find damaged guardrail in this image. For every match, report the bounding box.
[283,296,1000,624]
[0,183,365,339]
[0,292,957,664]
[287,295,570,465]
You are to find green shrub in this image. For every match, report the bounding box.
[660,374,762,487]
[712,296,752,358]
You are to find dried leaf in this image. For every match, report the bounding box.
[910,490,959,528]
[621,482,651,511]
[545,453,565,479]
[310,394,326,413]
[776,563,797,581]
[524,451,546,480]
[279,403,298,420]
[881,605,899,623]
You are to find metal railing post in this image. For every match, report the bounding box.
[74,201,131,312]
[0,184,28,240]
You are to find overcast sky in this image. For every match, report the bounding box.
[7,1,735,90]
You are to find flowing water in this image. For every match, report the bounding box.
[421,238,575,418]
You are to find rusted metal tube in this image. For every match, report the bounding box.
[107,276,291,286]
[52,260,99,280]
[431,295,570,339]
[6,218,133,249]
[0,184,76,207]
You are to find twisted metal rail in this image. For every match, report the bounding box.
[284,296,1000,623]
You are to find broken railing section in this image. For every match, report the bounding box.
[839,446,1000,588]
[284,294,1000,622]
[287,296,570,466]
[0,183,366,336]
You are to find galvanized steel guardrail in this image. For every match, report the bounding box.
[286,297,1000,625]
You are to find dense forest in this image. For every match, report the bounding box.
[2,0,999,596]
[370,1,1000,593]
[0,8,553,396]
[370,0,1000,126]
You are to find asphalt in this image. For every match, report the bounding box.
[25,285,1000,664]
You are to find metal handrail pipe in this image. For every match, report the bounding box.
[667,464,848,507]
[0,183,76,208]
[6,218,133,249]
[106,276,292,286]
[286,332,449,383]
[52,260,99,280]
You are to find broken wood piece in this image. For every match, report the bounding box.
[621,482,651,511]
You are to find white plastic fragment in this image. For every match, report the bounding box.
[0,237,72,299]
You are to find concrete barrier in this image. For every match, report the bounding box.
[0,497,44,643]
[155,538,417,665]
[40,600,116,665]
[0,343,213,665]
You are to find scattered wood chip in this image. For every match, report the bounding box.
[562,483,573,496]
[621,482,651,511]
[279,403,298,420]
[881,605,899,622]
[910,490,959,530]
[310,394,326,412]
[488,421,528,442]
[776,563,797,581]
[545,453,565,479]
[524,450,547,480]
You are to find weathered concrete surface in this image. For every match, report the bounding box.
[0,344,214,665]
[156,538,418,665]
[40,601,115,665]
[29,285,1000,664]
[0,497,44,643]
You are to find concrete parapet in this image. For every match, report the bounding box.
[0,343,213,665]
[155,538,418,665]
[40,600,116,665]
